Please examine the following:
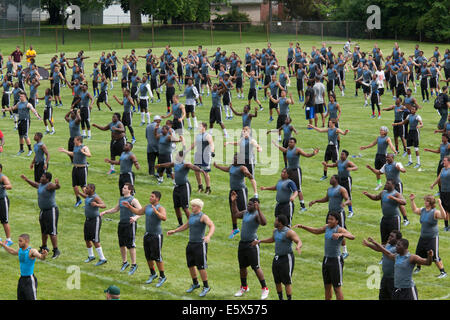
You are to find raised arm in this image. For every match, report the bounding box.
[294,224,326,235]
[20,174,39,189]
[408,194,421,215]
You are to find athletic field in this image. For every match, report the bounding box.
[0,32,449,300]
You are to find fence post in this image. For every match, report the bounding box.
[121,27,124,49]
[239,23,242,43]
[182,24,185,47]
[321,22,323,41]
[55,28,58,53]
[210,23,213,46]
[152,21,155,48]
[88,25,92,50]
[266,23,269,42]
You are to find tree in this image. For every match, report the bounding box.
[41,0,112,25]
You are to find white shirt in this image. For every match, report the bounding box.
[313,82,326,104]
[376,71,385,88]
[380,162,404,174]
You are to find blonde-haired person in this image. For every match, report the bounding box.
[167,198,215,297]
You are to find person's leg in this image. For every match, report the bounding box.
[324,284,333,300]
[130,247,137,265]
[334,286,344,300]
[120,246,128,263]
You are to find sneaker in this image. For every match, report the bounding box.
[87,135,91,140]
[299,207,307,213]
[319,175,327,181]
[128,264,138,275]
[120,261,130,272]
[140,122,145,126]
[156,276,167,288]
[348,211,354,218]
[156,99,161,103]
[234,286,249,297]
[403,219,410,226]
[402,151,408,157]
[52,248,61,259]
[197,185,204,192]
[50,131,55,135]
[437,272,448,279]
[107,169,116,175]
[374,184,383,191]
[188,126,193,130]
[95,259,107,266]
[370,114,375,118]
[186,283,200,293]
[84,256,95,263]
[157,178,163,184]
[229,228,240,239]
[445,226,449,232]
[6,239,13,247]
[199,287,211,297]
[406,161,413,167]
[413,268,421,274]
[74,200,83,208]
[146,273,158,284]
[261,287,269,300]
[268,117,273,123]
[205,187,211,195]
[259,106,264,111]
[378,115,381,119]
[378,259,383,265]
[413,163,421,169]
[45,130,50,135]
[342,252,349,259]
[131,138,136,145]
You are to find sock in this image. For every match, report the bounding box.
[287,294,292,300]
[20,144,24,151]
[440,268,445,273]
[404,215,408,221]
[408,154,412,162]
[416,156,420,164]
[82,130,86,136]
[203,280,209,288]
[141,112,145,123]
[193,278,198,285]
[76,196,81,203]
[87,247,94,257]
[177,216,183,225]
[300,200,305,208]
[146,112,150,124]
[225,105,230,116]
[342,245,348,254]
[110,164,115,171]
[223,128,228,136]
[96,247,105,260]
[27,144,31,151]
[259,279,267,289]
[52,126,55,132]
[323,170,327,177]
[193,117,198,129]
[160,271,165,278]
[233,223,238,230]
[187,118,192,128]
[46,125,49,131]
[150,268,156,275]
[277,291,283,300]
[88,130,91,137]
[377,179,381,185]
[348,205,353,213]
[241,278,247,288]
[445,220,448,227]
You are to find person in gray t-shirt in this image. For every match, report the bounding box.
[313,77,327,127]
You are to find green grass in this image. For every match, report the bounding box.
[0,33,449,300]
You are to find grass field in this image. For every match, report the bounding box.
[0,32,449,300]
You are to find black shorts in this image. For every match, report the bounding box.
[0,196,10,224]
[322,256,344,287]
[375,154,386,170]
[117,221,137,249]
[406,130,419,148]
[296,79,304,91]
[440,191,450,213]
[327,80,336,93]
[415,236,441,262]
[39,207,59,236]
[144,233,163,262]
[139,99,148,112]
[338,176,352,200]
[277,114,287,129]
[80,107,90,123]
[445,68,450,80]
[119,172,135,195]
[1,93,9,107]
[186,241,208,270]
[98,91,108,103]
[315,103,324,114]
[34,162,46,183]
[130,86,138,100]
[121,77,128,89]
[264,74,270,86]
[84,216,102,243]
[275,202,294,226]
[17,275,38,300]
[355,81,362,89]
[287,168,302,192]
[222,91,231,106]
[122,111,132,127]
[151,79,158,91]
[236,77,243,89]
[72,166,88,187]
[43,108,52,122]
[110,137,126,158]
[392,286,418,300]
[248,88,257,101]
[430,77,438,89]
[68,137,75,153]
[238,241,260,270]
[380,216,401,244]
[393,120,405,138]
[269,98,278,110]
[325,144,339,163]
[396,83,406,97]
[18,119,30,138]
[172,118,184,132]
[389,76,397,90]
[272,253,295,285]
[53,83,60,96]
[92,80,98,89]
[229,188,248,214]
[371,92,380,105]
[363,84,371,95]
[379,276,395,300]
[173,182,191,209]
[185,105,195,114]
[420,78,428,89]
[326,210,346,229]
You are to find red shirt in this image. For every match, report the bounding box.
[0,130,3,139]
[11,50,23,63]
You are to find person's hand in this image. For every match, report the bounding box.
[409,194,415,201]
[129,216,138,224]
[230,191,237,202]
[203,235,211,243]
[332,233,342,240]
[368,237,375,243]
[43,163,47,170]
[427,250,434,258]
[362,191,369,196]
[362,239,370,247]
[254,201,260,211]
[30,162,34,170]
[41,249,49,258]
[251,240,260,247]
[20,174,26,180]
[104,158,111,163]
[387,195,395,200]
[167,230,176,236]
[121,201,131,208]
[58,147,66,153]
[309,200,315,207]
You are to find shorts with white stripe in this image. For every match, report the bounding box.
[118,221,137,249]
[380,216,401,244]
[39,207,59,236]
[0,196,10,224]
[44,107,53,121]
[144,233,163,262]
[186,241,208,270]
[17,275,38,300]
[275,201,294,226]
[322,256,344,287]
[272,253,295,285]
[238,241,261,270]
[229,188,248,214]
[393,120,405,138]
[209,106,222,124]
[415,236,441,262]
[173,182,191,209]
[119,172,135,195]
[392,286,418,300]
[338,176,352,200]
[72,166,88,187]
[18,119,30,138]
[84,216,102,243]
[379,276,395,300]
[287,168,302,192]
[325,144,338,162]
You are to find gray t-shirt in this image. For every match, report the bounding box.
[313,82,326,105]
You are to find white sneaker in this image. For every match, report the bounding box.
[348,211,354,218]
[234,286,249,297]
[261,287,269,300]
[403,220,410,226]
[374,183,382,191]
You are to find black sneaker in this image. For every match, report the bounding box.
[198,185,204,192]
[52,248,61,259]
[120,261,130,272]
[205,187,211,194]
[39,246,50,254]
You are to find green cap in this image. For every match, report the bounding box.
[104,285,120,295]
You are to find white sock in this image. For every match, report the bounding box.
[193,117,198,129]
[342,245,348,254]
[82,130,86,136]
[146,112,150,123]
[88,130,91,137]
[209,129,213,134]
[52,126,55,132]
[187,118,192,127]
[408,154,412,162]
[96,247,106,260]
[141,112,145,123]
[87,247,94,257]
[223,128,228,136]
[225,105,230,116]
[110,164,115,171]
[416,156,420,164]
[207,88,210,94]
[46,126,49,131]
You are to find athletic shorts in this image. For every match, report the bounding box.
[72,166,88,187]
[229,188,248,214]
[420,78,428,89]
[151,79,158,91]
[185,105,195,114]
[236,77,243,89]
[238,241,260,270]
[396,83,406,97]
[68,137,75,153]
[98,91,108,103]
[92,80,98,89]
[248,88,257,101]
[371,92,380,105]
[287,168,302,191]
[406,130,419,148]
[0,196,10,224]
[326,210,346,229]
[172,118,184,132]
[272,253,295,285]
[122,111,132,127]
[34,162,46,183]
[297,79,304,91]
[322,256,344,287]
[338,176,352,200]
[53,83,60,96]
[209,107,222,125]
[117,221,137,249]
[380,216,401,244]
[379,276,395,300]
[275,201,294,226]
[325,144,339,163]
[389,76,397,89]
[277,114,287,130]
[327,80,336,93]
[363,84,371,95]
[305,106,315,120]
[355,81,362,89]
[186,241,208,270]
[222,91,231,106]
[430,77,438,89]
[18,119,30,138]
[244,162,255,176]
[110,137,126,158]
[43,106,53,122]
[144,233,163,262]
[80,108,90,124]
[315,103,325,114]
[1,93,9,107]
[39,207,59,236]
[157,153,173,176]
[375,154,387,170]
[17,275,38,301]
[130,87,138,100]
[440,192,450,213]
[264,75,270,86]
[392,286,418,300]
[415,236,441,262]
[173,182,191,209]
[393,120,405,138]
[269,98,278,110]
[119,172,135,195]
[84,216,102,243]
[282,138,289,149]
[121,77,128,89]
[139,99,148,112]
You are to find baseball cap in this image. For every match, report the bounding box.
[153,115,162,121]
[104,285,120,295]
